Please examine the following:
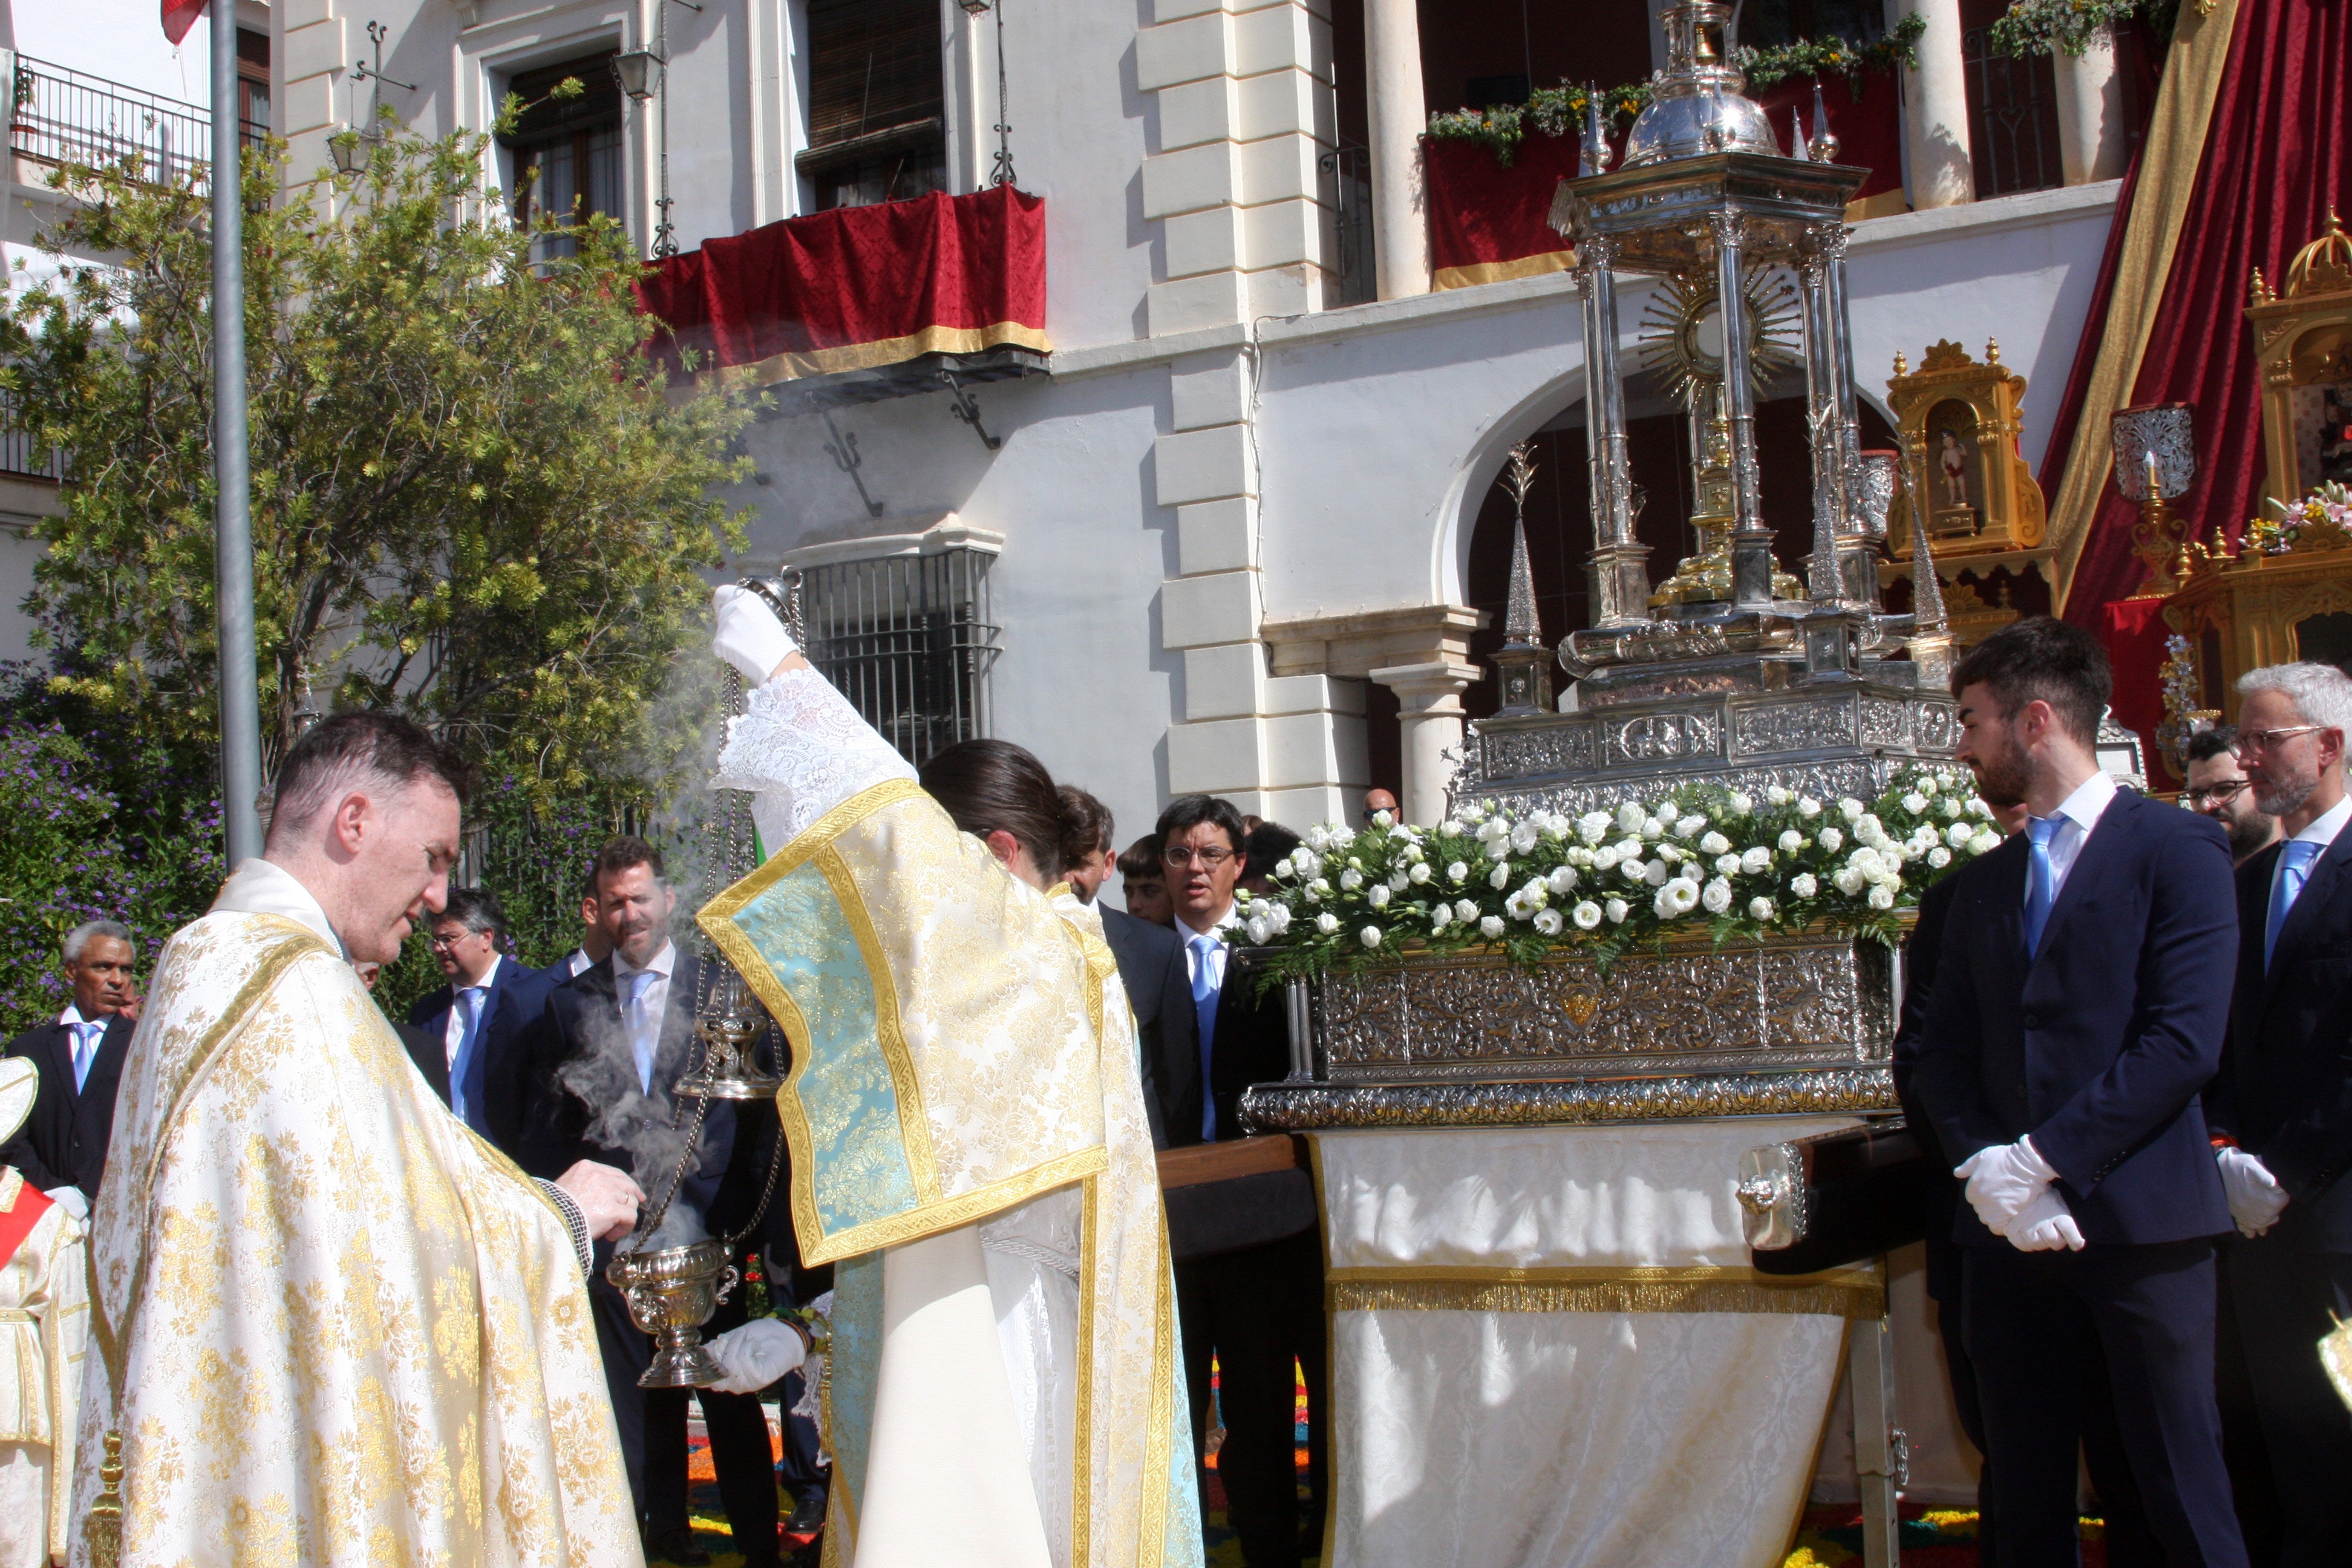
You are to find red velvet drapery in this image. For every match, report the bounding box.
[633,185,1048,385]
[2054,1,2352,621]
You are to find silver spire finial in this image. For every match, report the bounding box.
[1580,88,1613,177]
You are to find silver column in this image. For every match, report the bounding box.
[1799,237,1841,604]
[1578,234,1649,626]
[1710,212,1772,607]
[1815,221,1878,608]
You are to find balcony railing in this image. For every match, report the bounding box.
[8,57,261,185]
[1322,142,1376,307]
[1961,27,2063,200]
[0,389,64,482]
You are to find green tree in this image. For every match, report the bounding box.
[1,104,753,810]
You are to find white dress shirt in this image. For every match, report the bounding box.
[2024,769,2118,909]
[2277,793,2352,869]
[443,953,504,1069]
[613,941,678,1094]
[563,948,595,979]
[55,1004,108,1094]
[1177,904,1241,1141]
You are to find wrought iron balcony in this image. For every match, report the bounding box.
[9,56,264,186]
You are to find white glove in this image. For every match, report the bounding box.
[1955,1135,2060,1234]
[42,1186,87,1223]
[2216,1147,2289,1238]
[712,584,799,687]
[2004,1184,2086,1252]
[706,1316,808,1394]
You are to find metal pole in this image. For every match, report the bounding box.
[212,0,264,861]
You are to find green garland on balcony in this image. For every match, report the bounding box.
[1986,0,2180,58]
[1426,16,1925,167]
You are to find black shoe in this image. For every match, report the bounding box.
[786,1489,828,1534]
[642,1532,712,1567]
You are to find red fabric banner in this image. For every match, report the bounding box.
[162,0,207,45]
[1750,74,1904,204]
[2102,595,2180,790]
[2062,1,2352,621]
[634,185,1049,386]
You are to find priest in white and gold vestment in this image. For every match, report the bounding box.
[0,1057,85,1568]
[70,714,645,1567]
[701,586,1201,1568]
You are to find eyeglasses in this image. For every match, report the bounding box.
[427,932,476,951]
[2236,725,2328,755]
[1161,846,1236,869]
[2184,779,2250,809]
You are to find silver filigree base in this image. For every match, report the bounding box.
[1239,1067,1896,1132]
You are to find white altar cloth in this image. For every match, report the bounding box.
[1313,1118,1873,1568]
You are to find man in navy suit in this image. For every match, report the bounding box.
[1913,616,2247,1568]
[0,918,139,1216]
[407,886,555,1150]
[2210,661,2352,1567]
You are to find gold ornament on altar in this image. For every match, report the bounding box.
[2247,208,2352,512]
[1885,339,2047,559]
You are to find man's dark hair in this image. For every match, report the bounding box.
[1057,785,1115,869]
[920,739,1071,882]
[266,712,471,846]
[590,835,665,892]
[1243,822,1301,883]
[1948,616,2112,749]
[2185,724,2239,765]
[1155,794,1247,857]
[1116,834,1164,882]
[434,886,509,941]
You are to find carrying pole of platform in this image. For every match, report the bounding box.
[211,0,265,861]
[1849,1296,1904,1568]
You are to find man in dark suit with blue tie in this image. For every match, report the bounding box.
[2210,661,2352,1567]
[1913,616,2247,1568]
[0,919,139,1217]
[407,886,555,1151]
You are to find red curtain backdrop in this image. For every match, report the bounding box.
[2102,596,2179,789]
[2056,0,2352,622]
[1750,74,1904,204]
[633,185,1048,385]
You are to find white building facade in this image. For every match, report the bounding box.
[2,0,2143,845]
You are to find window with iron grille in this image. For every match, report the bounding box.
[1961,22,2062,198]
[798,0,947,211]
[501,53,626,266]
[800,547,998,766]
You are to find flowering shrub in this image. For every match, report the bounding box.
[1233,765,1994,982]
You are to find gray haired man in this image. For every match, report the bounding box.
[0,918,139,1217]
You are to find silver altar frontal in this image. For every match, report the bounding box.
[1244,1,1956,1138]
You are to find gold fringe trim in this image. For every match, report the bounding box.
[694,321,1052,391]
[1327,1263,1884,1321]
[2044,0,2240,607]
[1432,250,1575,291]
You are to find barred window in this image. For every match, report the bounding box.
[800,546,998,766]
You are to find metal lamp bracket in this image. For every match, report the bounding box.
[941,371,1004,450]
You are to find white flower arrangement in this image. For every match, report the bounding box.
[1234,765,1994,977]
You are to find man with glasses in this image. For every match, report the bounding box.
[408,886,555,1145]
[2212,662,2352,1566]
[1157,795,1323,1568]
[2185,725,2282,865]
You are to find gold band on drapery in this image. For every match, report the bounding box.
[2045,0,2241,608]
[694,321,1052,393]
[1433,251,1576,292]
[1325,1263,1886,1321]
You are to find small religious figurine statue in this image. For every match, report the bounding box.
[0,1058,82,1568]
[1939,428,1970,509]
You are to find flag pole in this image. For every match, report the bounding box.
[211,0,263,860]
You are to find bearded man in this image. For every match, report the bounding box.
[72,713,647,1566]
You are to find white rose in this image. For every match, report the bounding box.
[1593,846,1621,871]
[1371,809,1393,828]
[1741,846,1772,875]
[1791,872,1818,898]
[1766,785,1792,806]
[1503,889,1529,920]
[1676,815,1708,840]
[1480,915,1506,939]
[1834,866,1866,897]
[1449,861,1470,883]
[1489,861,1513,890]
[1946,823,1974,848]
[1305,886,1323,903]
[1428,907,1450,932]
[1651,801,1679,823]
[1340,867,1364,891]
[1485,838,1512,862]
[1408,861,1432,884]
[1919,776,1939,795]
[1441,820,1466,837]
[1620,858,1647,883]
[1315,912,1340,934]
[1748,896,1775,921]
[1478,817,1509,844]
[1928,846,1952,868]
[1579,812,1613,845]
[1246,916,1272,944]
[1797,797,1823,819]
[1901,792,1929,815]
[1267,904,1292,933]
[1867,884,1896,910]
[1274,854,1297,881]
[1778,829,1806,854]
[1641,817,1665,840]
[1700,831,1733,856]
[1973,798,1996,818]
[1838,797,1866,822]
[1330,827,1357,850]
[1359,925,1383,949]
[1511,820,1541,854]
[1454,900,1480,922]
[1388,871,1411,893]
[1368,884,1391,909]
[1644,861,1670,887]
[1403,843,1426,863]
[1615,838,1645,860]
[1729,792,1754,815]
[1534,908,1565,936]
[1656,843,1684,864]
[1547,865,1579,895]
[1818,826,1844,852]
[1942,798,1964,819]
[1305,825,1331,852]
[1617,802,1646,834]
[1702,878,1733,914]
[1572,900,1603,930]
[1605,898,1630,924]
[1968,831,1997,855]
[1716,854,1743,877]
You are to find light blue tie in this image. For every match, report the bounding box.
[448,987,488,1127]
[1190,934,1220,1142]
[70,1022,103,1094]
[622,969,659,1094]
[2267,840,2324,970]
[2022,815,2062,957]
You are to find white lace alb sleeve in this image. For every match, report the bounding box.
[713,664,920,846]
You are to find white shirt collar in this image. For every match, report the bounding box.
[56,1004,102,1031]
[2053,769,2118,835]
[459,953,503,994]
[1176,903,1241,944]
[613,940,677,981]
[211,858,345,955]
[2290,793,2352,848]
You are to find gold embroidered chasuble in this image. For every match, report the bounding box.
[0,1164,87,1565]
[70,896,639,1567]
[700,779,1200,1568]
